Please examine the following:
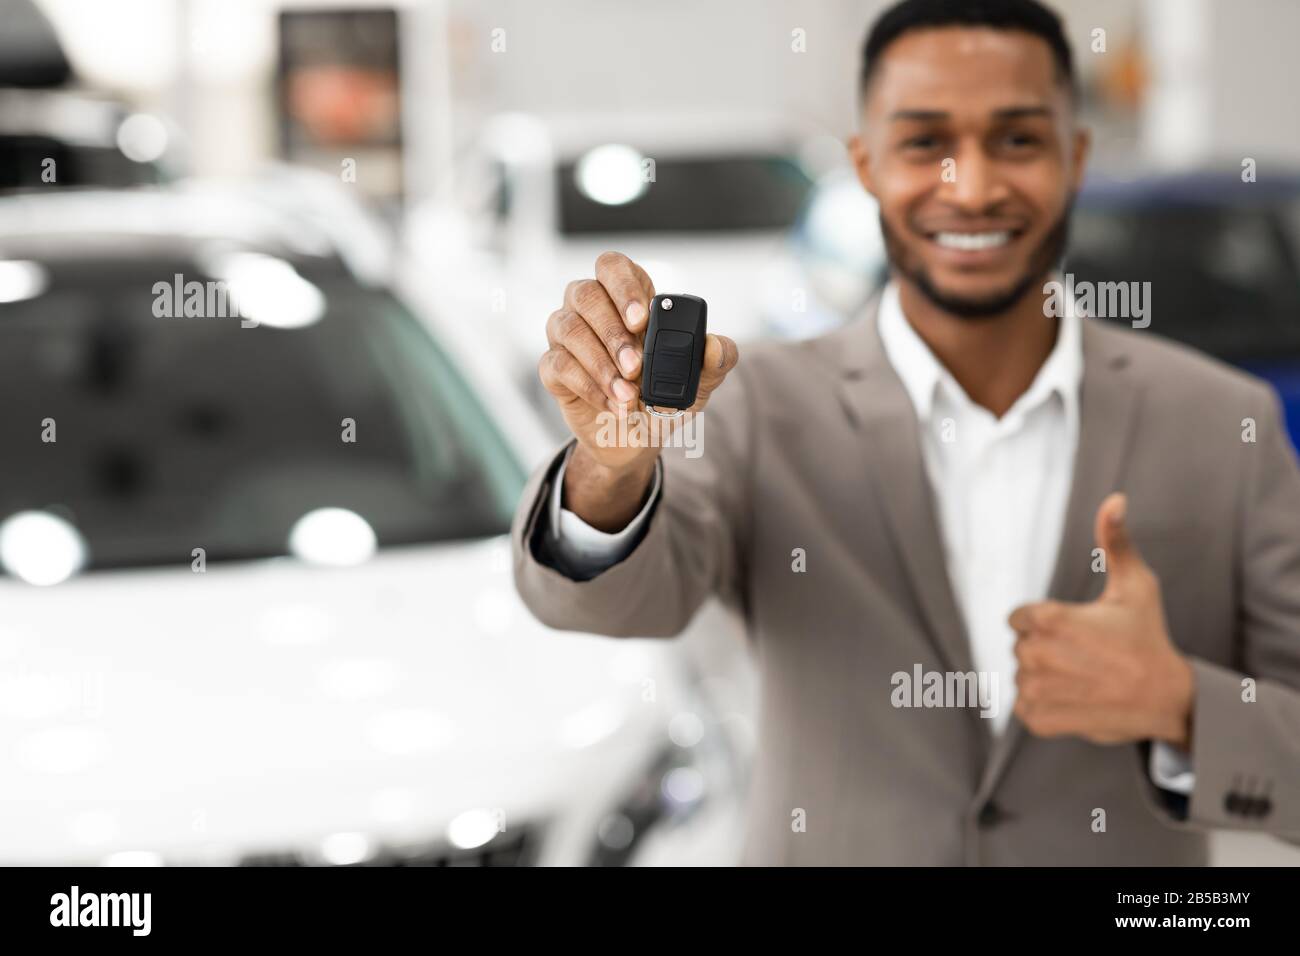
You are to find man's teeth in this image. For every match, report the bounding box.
[933,231,1012,251]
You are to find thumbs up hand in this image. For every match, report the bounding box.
[1007,493,1195,747]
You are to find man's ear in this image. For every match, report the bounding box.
[848,134,877,198]
[1069,125,1092,194]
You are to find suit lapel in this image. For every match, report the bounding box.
[974,319,1147,800]
[829,303,1148,779]
[833,296,979,689]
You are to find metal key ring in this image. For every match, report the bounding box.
[645,405,685,420]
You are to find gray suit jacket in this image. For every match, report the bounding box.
[511,298,1300,865]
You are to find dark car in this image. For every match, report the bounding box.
[0,0,174,190]
[1068,171,1300,451]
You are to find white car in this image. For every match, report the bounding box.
[0,188,750,866]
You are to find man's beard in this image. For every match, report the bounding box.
[879,205,1072,320]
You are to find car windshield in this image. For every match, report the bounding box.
[1066,196,1300,361]
[556,154,814,234]
[0,254,525,572]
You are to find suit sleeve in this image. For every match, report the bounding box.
[1144,385,1300,836]
[510,358,755,638]
[546,444,663,577]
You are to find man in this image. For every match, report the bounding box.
[512,0,1300,865]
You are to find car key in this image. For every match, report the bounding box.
[640,293,707,418]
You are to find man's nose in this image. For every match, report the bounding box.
[939,143,1008,212]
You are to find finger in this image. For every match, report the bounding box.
[594,251,655,333]
[565,277,642,379]
[1012,632,1058,671]
[1007,600,1070,636]
[694,334,740,405]
[1020,625,1103,677]
[1093,492,1130,558]
[1014,697,1078,737]
[1094,492,1153,600]
[1016,667,1091,707]
[1014,630,1093,679]
[538,348,614,414]
[546,309,638,405]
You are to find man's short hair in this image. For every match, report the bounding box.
[861,0,1078,102]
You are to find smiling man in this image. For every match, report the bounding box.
[512,0,1300,865]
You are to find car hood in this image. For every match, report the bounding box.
[0,536,681,863]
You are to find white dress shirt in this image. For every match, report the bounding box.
[877,279,1080,735]
[546,279,1193,793]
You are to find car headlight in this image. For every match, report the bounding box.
[588,683,739,866]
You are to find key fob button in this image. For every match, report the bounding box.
[651,330,694,398]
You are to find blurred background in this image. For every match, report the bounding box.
[1,0,1298,866]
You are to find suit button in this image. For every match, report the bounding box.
[977,803,1004,827]
[1248,796,1272,818]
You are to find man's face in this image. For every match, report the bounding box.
[850,27,1089,317]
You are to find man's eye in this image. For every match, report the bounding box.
[1002,133,1041,148]
[903,136,939,150]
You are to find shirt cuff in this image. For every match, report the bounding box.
[1149,740,1196,795]
[546,445,663,576]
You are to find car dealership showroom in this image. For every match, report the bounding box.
[2,0,1299,919]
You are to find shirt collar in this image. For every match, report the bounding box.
[876,277,1082,431]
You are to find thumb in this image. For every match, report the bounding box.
[693,334,739,406]
[1094,492,1148,599]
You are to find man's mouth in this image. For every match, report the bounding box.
[930,230,1016,251]
[915,225,1029,264]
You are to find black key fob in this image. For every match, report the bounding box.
[640,293,707,411]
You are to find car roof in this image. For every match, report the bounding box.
[0,190,336,264]
[0,176,392,281]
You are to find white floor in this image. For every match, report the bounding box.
[1212,832,1300,866]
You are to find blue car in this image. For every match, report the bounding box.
[1069,171,1300,452]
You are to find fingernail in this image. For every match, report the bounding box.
[618,345,639,375]
[626,302,646,326]
[614,378,638,403]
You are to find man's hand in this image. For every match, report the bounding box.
[1008,493,1195,748]
[537,252,739,531]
